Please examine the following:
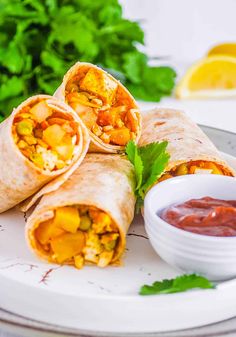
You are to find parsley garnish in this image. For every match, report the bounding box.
[140,274,215,295]
[0,0,176,119]
[125,140,170,209]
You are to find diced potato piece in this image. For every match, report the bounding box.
[55,144,74,161]
[55,134,74,161]
[176,163,188,176]
[97,251,114,268]
[70,102,97,130]
[54,207,80,233]
[107,127,130,146]
[51,231,85,263]
[79,68,118,104]
[35,219,65,245]
[80,215,92,231]
[30,101,52,123]
[43,124,66,147]
[16,120,33,136]
[97,108,119,126]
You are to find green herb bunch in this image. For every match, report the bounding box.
[0,0,176,121]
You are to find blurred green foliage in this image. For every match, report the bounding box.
[0,0,176,119]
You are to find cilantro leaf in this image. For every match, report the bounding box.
[0,0,176,119]
[140,274,215,295]
[126,141,143,191]
[140,152,170,199]
[139,142,169,183]
[125,141,170,208]
[123,51,147,84]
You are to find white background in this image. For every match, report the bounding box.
[120,0,236,133]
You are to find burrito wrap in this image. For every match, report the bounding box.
[139,108,235,176]
[55,62,141,153]
[0,95,89,213]
[26,154,136,266]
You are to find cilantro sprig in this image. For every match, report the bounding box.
[0,0,176,119]
[125,140,170,209]
[140,274,215,295]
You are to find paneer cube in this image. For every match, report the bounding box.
[97,108,118,126]
[30,101,53,123]
[54,207,80,233]
[97,251,114,268]
[80,68,118,104]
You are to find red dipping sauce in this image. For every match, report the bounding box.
[160,197,236,237]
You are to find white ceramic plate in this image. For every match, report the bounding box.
[0,148,236,335]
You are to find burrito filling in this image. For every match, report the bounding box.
[159,160,229,182]
[34,206,119,268]
[65,67,139,146]
[12,101,79,171]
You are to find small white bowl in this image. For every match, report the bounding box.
[144,175,236,281]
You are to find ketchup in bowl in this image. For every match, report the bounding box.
[160,197,236,237]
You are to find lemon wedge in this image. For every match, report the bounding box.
[176,55,236,99]
[208,43,236,57]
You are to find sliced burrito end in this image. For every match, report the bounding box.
[57,63,141,151]
[31,205,122,268]
[12,98,81,173]
[26,154,135,269]
[139,108,235,184]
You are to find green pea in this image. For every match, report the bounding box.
[80,215,92,231]
[30,153,44,168]
[104,240,117,251]
[16,120,33,136]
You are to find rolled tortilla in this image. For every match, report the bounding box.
[54,62,141,153]
[0,95,89,213]
[26,154,136,268]
[139,108,235,179]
